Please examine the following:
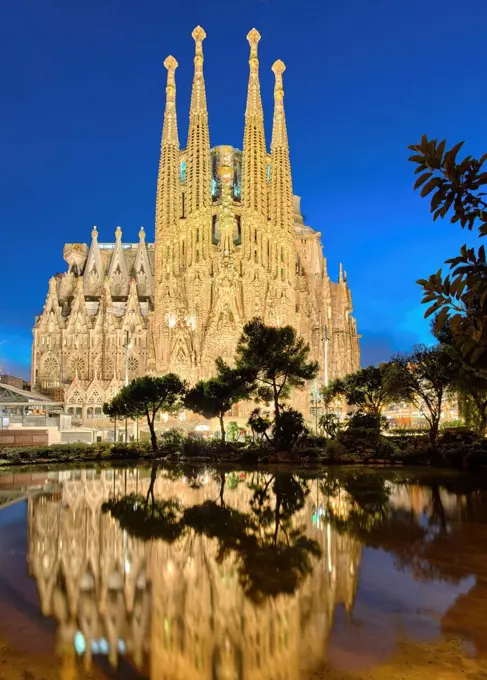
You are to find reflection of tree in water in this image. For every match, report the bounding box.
[103,467,321,604]
[323,468,487,656]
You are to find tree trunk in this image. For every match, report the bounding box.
[429,417,439,447]
[219,413,226,443]
[273,384,280,427]
[147,416,158,453]
[478,405,487,438]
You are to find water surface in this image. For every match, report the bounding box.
[0,465,487,679]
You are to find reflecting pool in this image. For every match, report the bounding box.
[1,465,487,679]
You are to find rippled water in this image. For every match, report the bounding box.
[1,465,487,679]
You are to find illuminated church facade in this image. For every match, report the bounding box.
[31,27,360,417]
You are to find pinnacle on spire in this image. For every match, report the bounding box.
[115,226,122,242]
[138,226,145,242]
[186,26,211,215]
[91,226,98,240]
[161,55,179,145]
[270,59,294,236]
[155,53,181,276]
[242,28,267,216]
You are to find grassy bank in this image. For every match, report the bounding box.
[1,427,487,470]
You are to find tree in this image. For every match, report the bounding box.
[328,364,404,419]
[409,136,487,371]
[321,383,340,414]
[185,358,254,443]
[235,319,319,428]
[103,374,186,452]
[434,318,487,436]
[392,345,459,446]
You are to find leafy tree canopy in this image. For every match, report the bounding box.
[326,364,405,416]
[184,358,255,441]
[433,316,487,436]
[409,135,487,370]
[235,319,318,422]
[391,345,459,444]
[103,374,186,451]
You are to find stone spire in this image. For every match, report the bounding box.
[83,226,103,295]
[270,60,294,237]
[108,226,129,296]
[155,55,180,253]
[186,26,211,215]
[242,28,267,216]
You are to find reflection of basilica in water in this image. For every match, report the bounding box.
[27,469,362,679]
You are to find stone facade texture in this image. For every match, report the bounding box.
[31,27,360,416]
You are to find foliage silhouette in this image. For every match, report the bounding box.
[185,358,255,442]
[235,318,318,432]
[103,374,186,451]
[409,135,487,371]
[325,364,404,419]
[391,345,459,445]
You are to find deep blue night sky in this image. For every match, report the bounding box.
[1,0,486,378]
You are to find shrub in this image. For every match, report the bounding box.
[160,428,186,453]
[389,427,429,436]
[319,412,342,439]
[323,439,348,459]
[226,421,241,442]
[273,408,307,450]
[439,427,479,445]
[347,411,387,432]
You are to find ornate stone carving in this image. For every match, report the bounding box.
[31,28,360,419]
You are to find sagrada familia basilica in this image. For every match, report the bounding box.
[31,27,360,417]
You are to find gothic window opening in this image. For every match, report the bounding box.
[69,389,84,404]
[234,215,241,246]
[70,356,86,380]
[41,356,59,388]
[88,390,102,404]
[128,356,139,377]
[212,215,218,245]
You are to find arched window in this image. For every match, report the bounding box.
[41,356,59,388]
[69,356,86,380]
